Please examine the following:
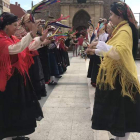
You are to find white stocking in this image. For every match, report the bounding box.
[50,76,55,82]
[115,133,130,140]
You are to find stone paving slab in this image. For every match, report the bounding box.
[28,57,94,140]
[28,56,140,140]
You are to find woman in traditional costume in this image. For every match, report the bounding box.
[0,12,48,140]
[48,38,59,85]
[90,22,108,87]
[87,2,140,140]
[58,38,70,71]
[87,22,95,79]
[20,14,49,100]
[37,25,52,84]
[70,35,78,57]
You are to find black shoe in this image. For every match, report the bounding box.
[48,81,57,85]
[55,75,62,78]
[12,136,30,140]
[110,139,115,140]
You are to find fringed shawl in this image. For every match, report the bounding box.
[0,30,34,92]
[97,20,140,101]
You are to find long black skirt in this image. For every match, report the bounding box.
[0,70,43,139]
[64,51,70,67]
[56,49,67,73]
[91,76,140,137]
[29,55,46,100]
[87,55,94,78]
[48,51,59,76]
[91,55,101,85]
[38,47,51,83]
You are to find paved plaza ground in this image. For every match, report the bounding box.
[28,54,140,140]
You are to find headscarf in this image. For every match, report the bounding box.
[111,2,137,28]
[0,12,18,30]
[111,1,138,59]
[21,13,35,25]
[20,14,39,56]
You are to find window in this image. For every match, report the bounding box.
[77,0,87,3]
[2,1,10,9]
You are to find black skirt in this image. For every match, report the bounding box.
[38,47,51,83]
[48,50,60,76]
[57,49,68,73]
[0,70,43,139]
[91,75,140,137]
[87,55,94,78]
[29,55,47,100]
[91,55,101,84]
[65,51,70,67]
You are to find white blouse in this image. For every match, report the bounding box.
[95,41,120,60]
[8,33,43,55]
[98,32,109,42]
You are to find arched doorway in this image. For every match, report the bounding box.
[73,10,90,37]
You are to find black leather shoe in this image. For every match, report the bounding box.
[55,75,62,78]
[48,81,57,85]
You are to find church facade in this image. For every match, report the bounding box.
[34,0,120,32]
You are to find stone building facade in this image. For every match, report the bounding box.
[33,0,120,32]
[2,0,10,12]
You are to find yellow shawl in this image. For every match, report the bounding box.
[96,20,140,100]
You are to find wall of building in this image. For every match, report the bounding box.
[60,2,104,33]
[10,2,26,18]
[31,0,120,33]
[34,2,61,22]
[2,0,10,12]
[103,0,120,19]
[0,0,3,14]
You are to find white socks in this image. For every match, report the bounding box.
[115,133,130,140]
[50,76,55,82]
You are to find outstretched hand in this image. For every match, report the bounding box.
[40,29,48,42]
[89,41,98,49]
[42,39,51,46]
[85,48,95,55]
[31,21,40,37]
